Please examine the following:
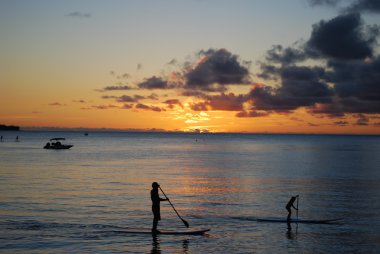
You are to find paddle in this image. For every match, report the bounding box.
[159,186,190,228]
[296,195,299,220]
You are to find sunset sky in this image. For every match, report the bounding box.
[1,0,380,134]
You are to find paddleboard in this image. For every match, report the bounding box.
[98,228,210,235]
[257,218,342,224]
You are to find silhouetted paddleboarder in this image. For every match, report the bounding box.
[151,182,169,233]
[286,195,299,221]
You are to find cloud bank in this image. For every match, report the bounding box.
[95,5,379,128]
[250,11,380,121]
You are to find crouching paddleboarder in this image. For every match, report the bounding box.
[151,182,169,233]
[286,195,299,221]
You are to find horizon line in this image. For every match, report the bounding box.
[3,126,379,136]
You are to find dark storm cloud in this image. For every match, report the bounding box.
[279,68,332,106]
[137,76,176,90]
[101,48,251,100]
[253,65,333,112]
[308,100,345,117]
[102,85,133,91]
[147,93,159,100]
[308,95,380,116]
[102,95,143,103]
[164,99,183,109]
[135,103,165,112]
[345,0,380,14]
[340,97,380,114]
[81,104,133,110]
[307,13,379,60]
[251,12,380,118]
[190,93,246,111]
[281,65,326,82]
[91,104,119,110]
[181,90,208,99]
[261,13,379,63]
[308,0,341,7]
[190,102,207,111]
[236,110,271,118]
[122,104,134,109]
[327,57,380,101]
[115,95,137,103]
[264,44,307,65]
[246,85,300,112]
[302,55,380,115]
[257,64,279,80]
[308,0,380,13]
[185,49,250,91]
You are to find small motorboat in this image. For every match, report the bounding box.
[44,138,73,149]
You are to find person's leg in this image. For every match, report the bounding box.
[152,217,158,232]
[287,207,291,220]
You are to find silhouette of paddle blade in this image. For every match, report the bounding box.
[182,218,189,228]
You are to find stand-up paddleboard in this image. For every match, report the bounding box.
[257,217,342,224]
[98,228,210,235]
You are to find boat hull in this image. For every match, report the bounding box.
[44,145,73,150]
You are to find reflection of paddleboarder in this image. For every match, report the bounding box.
[151,182,169,233]
[286,195,299,220]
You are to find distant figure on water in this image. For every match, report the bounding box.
[16,136,19,142]
[1,136,3,142]
[151,182,169,233]
[286,195,299,220]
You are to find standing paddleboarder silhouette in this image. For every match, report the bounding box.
[151,182,169,233]
[286,195,299,221]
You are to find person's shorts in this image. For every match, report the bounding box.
[152,207,161,220]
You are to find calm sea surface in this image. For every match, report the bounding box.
[1,131,380,253]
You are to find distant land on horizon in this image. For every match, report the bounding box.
[22,126,171,133]
[5,126,377,136]
[0,124,20,131]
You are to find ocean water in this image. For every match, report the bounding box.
[1,131,380,253]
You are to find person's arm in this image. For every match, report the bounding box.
[292,195,299,210]
[160,197,169,201]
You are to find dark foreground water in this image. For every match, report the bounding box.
[1,131,380,253]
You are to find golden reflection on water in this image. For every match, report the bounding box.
[1,155,320,222]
